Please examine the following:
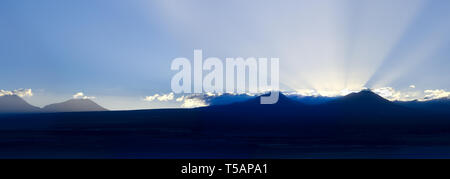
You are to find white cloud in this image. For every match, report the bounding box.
[373,87,402,101]
[295,89,318,96]
[144,94,159,101]
[176,94,210,108]
[144,93,207,107]
[0,88,33,97]
[73,92,96,99]
[175,96,185,102]
[293,88,365,97]
[157,93,174,101]
[144,92,174,102]
[181,98,208,108]
[409,85,416,89]
[424,89,450,100]
[372,87,422,101]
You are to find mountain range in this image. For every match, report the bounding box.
[197,90,450,136]
[206,90,448,115]
[0,90,449,114]
[0,95,107,113]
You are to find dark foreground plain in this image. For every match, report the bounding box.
[0,91,450,159]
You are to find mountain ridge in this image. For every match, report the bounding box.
[42,98,108,112]
[0,95,41,113]
[0,95,108,113]
[1,90,449,113]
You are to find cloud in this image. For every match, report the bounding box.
[409,85,416,89]
[372,87,402,101]
[144,94,159,101]
[0,88,33,97]
[144,93,174,102]
[73,92,96,99]
[175,96,185,102]
[143,92,207,108]
[292,88,365,97]
[158,93,175,101]
[424,89,450,100]
[372,87,424,101]
[294,89,318,96]
[181,98,208,108]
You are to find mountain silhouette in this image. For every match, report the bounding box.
[334,90,391,105]
[209,90,400,113]
[320,89,411,116]
[220,92,303,107]
[42,98,107,112]
[204,92,311,117]
[0,95,41,113]
[396,98,450,114]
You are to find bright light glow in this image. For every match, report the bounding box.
[153,0,433,95]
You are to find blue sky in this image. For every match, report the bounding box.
[1,0,450,109]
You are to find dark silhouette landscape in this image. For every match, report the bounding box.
[0,90,450,158]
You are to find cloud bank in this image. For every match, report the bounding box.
[144,92,175,102]
[424,89,450,100]
[0,89,33,97]
[144,92,256,108]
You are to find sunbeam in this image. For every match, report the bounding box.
[153,0,428,96]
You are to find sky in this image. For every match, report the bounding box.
[1,0,450,110]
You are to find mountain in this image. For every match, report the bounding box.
[200,93,324,133]
[321,90,410,115]
[200,90,418,129]
[288,95,337,105]
[204,92,310,115]
[42,99,108,112]
[396,98,450,114]
[209,90,401,113]
[219,92,303,107]
[333,90,392,105]
[0,95,41,113]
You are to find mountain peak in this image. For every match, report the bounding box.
[260,92,292,104]
[43,98,107,112]
[324,89,399,112]
[0,95,41,113]
[342,89,390,103]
